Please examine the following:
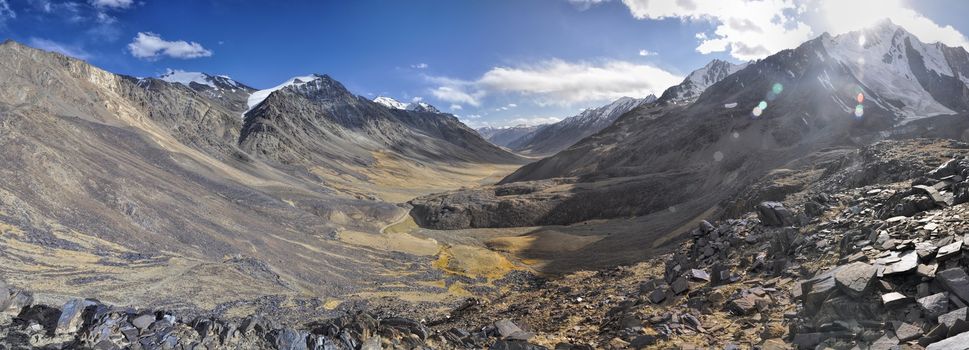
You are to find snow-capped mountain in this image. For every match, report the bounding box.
[819,20,969,123]
[155,69,256,112]
[373,96,408,110]
[658,59,748,104]
[159,69,250,91]
[509,95,656,155]
[373,97,442,114]
[246,75,322,113]
[406,101,440,113]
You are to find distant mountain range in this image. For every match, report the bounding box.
[475,125,545,148]
[506,95,657,156]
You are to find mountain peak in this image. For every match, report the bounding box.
[657,59,747,104]
[406,101,440,113]
[245,73,351,112]
[158,69,252,91]
[373,96,408,109]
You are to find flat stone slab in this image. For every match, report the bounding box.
[936,241,963,260]
[927,330,969,350]
[835,262,876,298]
[883,250,918,275]
[882,292,911,307]
[895,322,922,342]
[939,307,968,328]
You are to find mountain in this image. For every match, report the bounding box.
[239,74,523,179]
[373,96,408,109]
[508,95,656,156]
[820,20,969,122]
[657,59,748,105]
[406,101,441,113]
[476,124,545,148]
[155,69,256,113]
[410,20,969,233]
[0,40,524,311]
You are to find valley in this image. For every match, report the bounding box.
[4,16,969,350]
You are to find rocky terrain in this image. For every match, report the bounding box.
[9,18,969,350]
[5,140,969,349]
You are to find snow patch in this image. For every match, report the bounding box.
[373,96,407,110]
[246,75,320,112]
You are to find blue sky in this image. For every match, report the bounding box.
[2,0,968,128]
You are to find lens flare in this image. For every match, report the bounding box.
[772,83,784,95]
[752,107,763,117]
[854,104,864,118]
[758,101,768,110]
[856,93,864,103]
[713,151,724,162]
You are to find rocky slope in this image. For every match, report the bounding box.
[0,40,525,317]
[508,96,656,156]
[239,74,522,173]
[410,21,969,232]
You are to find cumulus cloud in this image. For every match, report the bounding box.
[429,59,681,107]
[28,38,92,59]
[638,49,657,56]
[411,63,429,69]
[619,0,969,59]
[449,104,463,111]
[89,0,133,9]
[479,59,681,106]
[128,32,213,59]
[621,0,814,61]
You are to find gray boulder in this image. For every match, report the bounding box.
[757,202,796,227]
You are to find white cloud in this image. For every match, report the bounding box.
[28,38,91,59]
[619,0,969,59]
[568,0,610,10]
[0,0,15,24]
[412,63,429,69]
[476,59,682,106]
[621,0,814,60]
[429,59,681,107]
[90,0,133,9]
[430,85,484,107]
[411,96,423,103]
[128,32,213,60]
[816,0,969,48]
[449,104,463,111]
[638,49,657,56]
